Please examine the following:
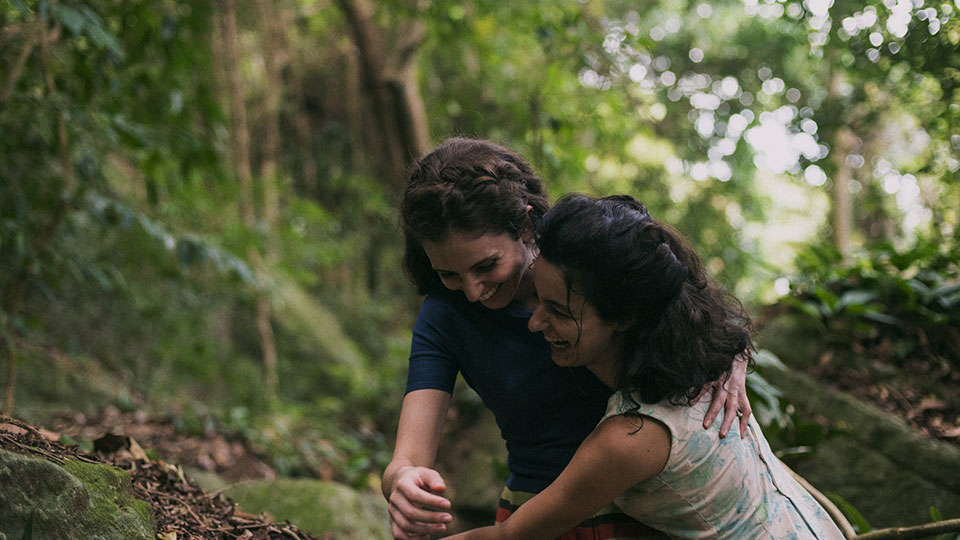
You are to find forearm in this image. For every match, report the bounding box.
[383,390,449,497]
[445,525,502,540]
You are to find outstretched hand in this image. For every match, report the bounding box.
[697,354,752,438]
[387,466,453,540]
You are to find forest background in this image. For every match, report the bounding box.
[1,0,959,536]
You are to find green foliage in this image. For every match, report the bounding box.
[828,491,873,534]
[928,506,960,540]
[746,367,841,461]
[782,238,960,368]
[745,351,786,429]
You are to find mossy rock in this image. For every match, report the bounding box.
[0,449,154,540]
[754,313,825,369]
[758,365,960,528]
[224,478,391,540]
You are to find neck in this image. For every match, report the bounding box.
[589,336,627,390]
[514,276,538,310]
[588,362,618,390]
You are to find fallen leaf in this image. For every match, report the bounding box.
[128,437,149,461]
[939,425,960,438]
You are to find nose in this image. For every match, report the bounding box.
[528,303,547,333]
[462,275,485,302]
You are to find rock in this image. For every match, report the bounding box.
[0,449,154,540]
[438,403,507,531]
[756,364,960,528]
[752,312,960,530]
[221,478,391,540]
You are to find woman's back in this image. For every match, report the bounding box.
[604,392,844,539]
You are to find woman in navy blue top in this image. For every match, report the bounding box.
[382,138,752,540]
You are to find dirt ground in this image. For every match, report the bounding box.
[0,416,329,540]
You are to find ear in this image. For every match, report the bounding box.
[521,205,535,243]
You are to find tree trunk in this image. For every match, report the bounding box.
[219,0,255,223]
[334,0,431,293]
[290,63,318,197]
[334,0,430,189]
[830,127,856,261]
[342,42,367,173]
[0,20,41,114]
[218,0,279,400]
[825,59,855,261]
[257,0,283,227]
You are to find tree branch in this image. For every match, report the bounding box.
[39,17,74,195]
[393,21,425,69]
[854,518,960,540]
[0,20,41,115]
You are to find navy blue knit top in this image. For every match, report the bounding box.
[406,286,612,493]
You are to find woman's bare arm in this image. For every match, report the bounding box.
[383,389,454,540]
[443,414,670,540]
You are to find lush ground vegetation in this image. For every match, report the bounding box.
[1,0,958,518]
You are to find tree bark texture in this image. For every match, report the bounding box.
[0,19,41,115]
[219,0,255,224]
[217,0,279,400]
[825,61,855,261]
[830,127,856,261]
[256,0,283,228]
[290,66,318,197]
[333,0,430,190]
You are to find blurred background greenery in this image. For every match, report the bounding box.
[1,0,958,515]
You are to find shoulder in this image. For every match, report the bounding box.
[419,287,460,311]
[416,288,468,325]
[585,413,671,480]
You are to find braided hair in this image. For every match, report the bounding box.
[400,138,549,294]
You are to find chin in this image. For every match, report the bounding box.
[479,286,510,309]
[481,296,510,309]
[549,352,576,367]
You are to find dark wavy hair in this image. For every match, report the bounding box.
[535,193,752,406]
[400,137,549,294]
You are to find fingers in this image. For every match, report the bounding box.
[397,482,451,511]
[702,379,726,430]
[388,467,453,539]
[717,383,737,438]
[738,390,753,439]
[731,355,751,438]
[390,514,430,540]
[703,353,753,438]
[388,499,450,538]
[418,467,449,498]
[394,467,452,510]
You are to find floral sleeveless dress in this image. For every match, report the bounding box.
[603,392,845,539]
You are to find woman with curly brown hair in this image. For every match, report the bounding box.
[444,194,843,540]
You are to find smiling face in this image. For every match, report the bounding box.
[527,257,622,387]
[421,229,537,310]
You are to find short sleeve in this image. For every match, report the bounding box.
[405,295,459,394]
